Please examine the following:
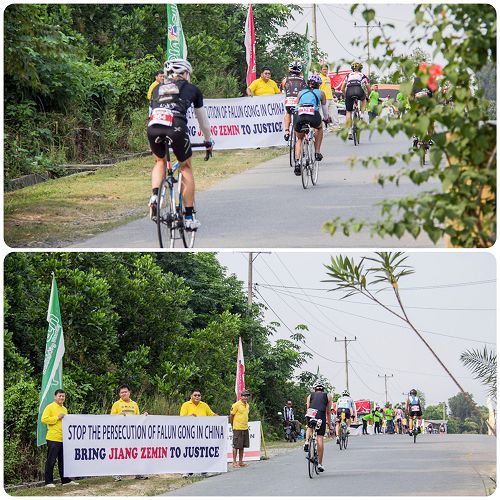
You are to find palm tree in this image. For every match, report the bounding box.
[460,347,497,404]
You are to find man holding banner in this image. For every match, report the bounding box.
[41,389,79,487]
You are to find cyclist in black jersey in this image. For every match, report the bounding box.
[281,62,307,142]
[341,62,370,140]
[303,382,332,473]
[147,59,213,228]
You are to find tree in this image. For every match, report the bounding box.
[325,4,496,247]
[424,403,445,420]
[323,252,495,435]
[448,391,477,421]
[460,347,496,404]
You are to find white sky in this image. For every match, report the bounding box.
[217,251,496,409]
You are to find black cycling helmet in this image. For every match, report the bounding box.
[288,61,303,74]
[409,389,417,396]
[313,381,325,391]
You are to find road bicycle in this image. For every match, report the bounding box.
[408,414,421,443]
[297,123,319,189]
[351,97,361,146]
[153,136,211,248]
[412,136,430,166]
[338,410,349,450]
[305,410,322,479]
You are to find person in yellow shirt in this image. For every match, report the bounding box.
[247,67,281,96]
[230,389,250,468]
[180,390,218,477]
[41,389,79,487]
[180,389,217,416]
[110,385,148,481]
[319,64,339,129]
[147,71,163,116]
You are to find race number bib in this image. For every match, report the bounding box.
[149,108,174,127]
[285,96,298,107]
[305,408,318,418]
[411,405,420,412]
[298,105,315,115]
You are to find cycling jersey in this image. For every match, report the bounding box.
[296,89,321,112]
[307,392,329,436]
[283,74,307,108]
[344,71,369,88]
[149,78,203,125]
[336,396,355,411]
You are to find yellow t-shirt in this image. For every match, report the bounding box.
[110,399,140,415]
[147,80,159,101]
[180,400,216,417]
[230,400,249,430]
[248,78,280,96]
[320,74,333,100]
[41,402,67,442]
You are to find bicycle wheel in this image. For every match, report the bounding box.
[344,431,349,449]
[289,117,297,168]
[307,440,315,478]
[301,138,310,189]
[313,439,319,475]
[156,177,176,248]
[309,135,319,186]
[338,429,344,450]
[177,174,197,249]
[352,112,359,146]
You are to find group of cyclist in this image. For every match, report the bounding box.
[146,57,443,231]
[292,384,427,473]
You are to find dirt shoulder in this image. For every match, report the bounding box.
[4,148,286,248]
[7,442,300,496]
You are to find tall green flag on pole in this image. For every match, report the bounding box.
[303,23,311,81]
[37,275,65,447]
[166,4,188,60]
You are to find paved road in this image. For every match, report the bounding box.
[74,131,444,248]
[165,434,495,496]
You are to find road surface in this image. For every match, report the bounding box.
[165,434,495,496]
[74,131,445,248]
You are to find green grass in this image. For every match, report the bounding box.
[4,148,286,247]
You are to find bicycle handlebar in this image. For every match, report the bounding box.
[191,142,213,161]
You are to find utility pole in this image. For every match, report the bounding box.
[334,336,357,392]
[442,402,447,420]
[378,374,394,403]
[312,4,318,45]
[247,252,271,308]
[353,21,381,79]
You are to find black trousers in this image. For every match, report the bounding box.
[374,421,381,434]
[362,420,368,434]
[45,440,70,485]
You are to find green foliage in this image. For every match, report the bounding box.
[4,252,313,485]
[460,347,497,402]
[326,4,496,247]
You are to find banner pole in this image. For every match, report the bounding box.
[260,421,268,459]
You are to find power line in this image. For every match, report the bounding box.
[255,285,495,345]
[317,5,359,59]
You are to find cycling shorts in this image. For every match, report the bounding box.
[409,410,422,417]
[336,408,351,420]
[306,411,327,436]
[285,106,296,115]
[345,85,366,112]
[295,111,322,131]
[147,119,192,162]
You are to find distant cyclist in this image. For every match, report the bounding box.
[293,74,329,175]
[405,389,423,436]
[335,389,357,444]
[341,62,370,140]
[147,59,213,228]
[281,62,307,142]
[304,382,332,473]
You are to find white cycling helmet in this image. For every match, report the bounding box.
[164,59,193,76]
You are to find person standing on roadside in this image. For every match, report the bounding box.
[230,389,250,468]
[247,67,281,96]
[42,389,79,488]
[319,64,339,129]
[362,409,373,435]
[147,70,163,116]
[373,405,382,434]
[368,84,381,122]
[110,384,149,481]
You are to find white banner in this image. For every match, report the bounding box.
[62,415,228,476]
[186,94,286,149]
[226,421,261,462]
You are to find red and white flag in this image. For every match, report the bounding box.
[244,4,256,87]
[235,336,245,400]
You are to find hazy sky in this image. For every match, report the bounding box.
[217,251,496,408]
[281,3,447,71]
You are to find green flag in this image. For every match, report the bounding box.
[303,23,311,81]
[166,4,188,60]
[37,275,65,446]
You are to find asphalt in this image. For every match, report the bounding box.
[164,434,496,496]
[73,130,445,249]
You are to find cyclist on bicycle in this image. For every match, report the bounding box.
[335,389,357,444]
[281,62,307,143]
[303,381,332,473]
[341,62,370,140]
[293,74,329,176]
[147,59,213,228]
[405,389,423,435]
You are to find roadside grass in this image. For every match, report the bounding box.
[4,148,286,248]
